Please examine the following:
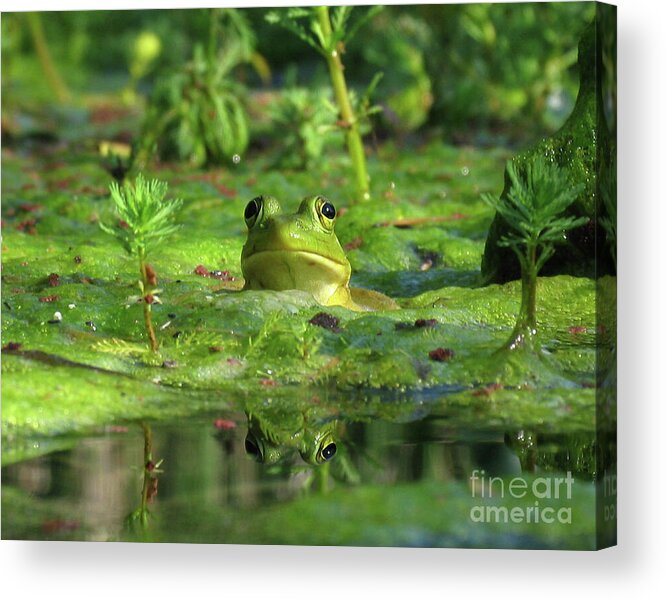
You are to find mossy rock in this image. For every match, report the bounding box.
[481,16,616,283]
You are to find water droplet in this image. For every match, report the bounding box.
[389,181,396,190]
[331,50,338,58]
[461,166,470,176]
[363,192,371,201]
[440,191,448,199]
[232,154,241,164]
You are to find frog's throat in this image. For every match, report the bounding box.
[242,249,351,306]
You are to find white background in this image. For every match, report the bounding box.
[1,0,664,597]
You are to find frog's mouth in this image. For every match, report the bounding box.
[243,249,348,270]
[242,250,350,295]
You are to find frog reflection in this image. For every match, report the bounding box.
[242,410,339,466]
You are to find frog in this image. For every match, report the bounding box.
[241,194,398,311]
[243,410,339,466]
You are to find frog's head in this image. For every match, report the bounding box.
[241,195,352,306]
[243,410,339,466]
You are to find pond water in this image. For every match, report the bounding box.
[2,387,607,550]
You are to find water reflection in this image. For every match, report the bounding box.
[241,410,339,466]
[2,407,614,547]
[126,423,163,532]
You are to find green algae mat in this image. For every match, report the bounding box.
[2,138,610,444]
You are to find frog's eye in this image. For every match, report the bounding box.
[244,435,262,462]
[321,202,336,220]
[313,441,337,464]
[315,196,336,230]
[244,197,263,228]
[320,442,337,461]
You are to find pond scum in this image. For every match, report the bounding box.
[1,3,616,549]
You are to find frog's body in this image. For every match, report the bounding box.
[241,195,397,311]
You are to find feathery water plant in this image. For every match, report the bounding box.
[266,6,382,202]
[268,87,342,169]
[482,157,587,350]
[101,174,182,352]
[132,8,255,171]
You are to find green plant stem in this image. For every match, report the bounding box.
[524,243,538,330]
[315,6,370,202]
[139,422,154,519]
[25,13,71,103]
[139,253,159,352]
[506,244,538,350]
[316,462,331,494]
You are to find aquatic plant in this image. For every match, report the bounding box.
[126,422,163,531]
[357,12,434,133]
[100,174,182,352]
[482,157,587,350]
[266,6,382,202]
[132,8,255,170]
[268,87,342,170]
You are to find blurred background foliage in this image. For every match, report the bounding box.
[2,3,595,151]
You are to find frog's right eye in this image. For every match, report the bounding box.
[244,197,263,228]
[320,442,337,461]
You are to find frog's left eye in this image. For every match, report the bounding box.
[244,197,263,228]
[321,202,336,219]
[316,196,336,230]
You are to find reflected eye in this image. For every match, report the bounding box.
[244,436,261,462]
[320,442,337,461]
[244,197,263,228]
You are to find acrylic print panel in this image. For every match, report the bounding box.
[1,2,616,549]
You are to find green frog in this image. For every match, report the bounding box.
[243,411,339,466]
[241,195,398,311]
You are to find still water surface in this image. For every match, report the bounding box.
[2,403,603,549]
